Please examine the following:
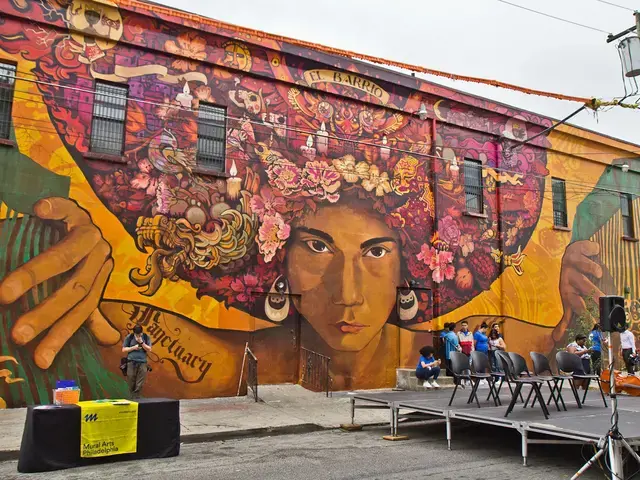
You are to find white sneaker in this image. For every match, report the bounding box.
[430,380,440,388]
[423,380,433,388]
[479,380,489,388]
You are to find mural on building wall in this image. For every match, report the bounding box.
[0,0,637,407]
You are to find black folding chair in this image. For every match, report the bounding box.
[448,352,472,406]
[556,351,608,408]
[489,353,523,403]
[468,351,501,408]
[528,352,566,411]
[508,352,532,377]
[497,351,550,420]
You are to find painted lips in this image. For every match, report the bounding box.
[336,321,369,334]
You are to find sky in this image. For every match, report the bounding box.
[157,0,640,146]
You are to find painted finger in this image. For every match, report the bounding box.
[10,241,111,345]
[33,259,113,370]
[553,308,576,343]
[567,270,605,299]
[574,254,603,278]
[0,225,101,305]
[86,308,121,346]
[574,240,600,258]
[33,197,93,229]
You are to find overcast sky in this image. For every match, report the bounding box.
[158,0,640,146]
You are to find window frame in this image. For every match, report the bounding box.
[0,62,17,141]
[463,158,484,215]
[196,102,227,173]
[551,177,568,228]
[90,80,128,157]
[621,193,635,239]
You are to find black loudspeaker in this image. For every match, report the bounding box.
[599,295,627,333]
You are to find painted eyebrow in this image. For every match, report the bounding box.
[360,237,397,250]
[295,227,335,245]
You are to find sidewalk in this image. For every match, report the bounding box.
[0,385,390,460]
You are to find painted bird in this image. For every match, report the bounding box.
[148,129,196,177]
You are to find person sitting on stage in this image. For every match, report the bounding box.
[416,346,441,389]
[567,334,593,390]
[488,328,506,372]
[122,325,152,399]
[619,326,637,375]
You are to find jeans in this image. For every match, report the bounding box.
[591,351,602,375]
[416,366,440,381]
[127,361,148,399]
[488,351,502,372]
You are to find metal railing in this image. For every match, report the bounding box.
[300,347,331,397]
[246,346,258,402]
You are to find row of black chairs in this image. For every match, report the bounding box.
[448,350,608,420]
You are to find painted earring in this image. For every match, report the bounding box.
[398,286,418,321]
[265,276,290,323]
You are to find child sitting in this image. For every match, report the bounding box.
[416,346,441,389]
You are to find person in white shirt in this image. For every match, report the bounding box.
[619,326,637,374]
[567,334,593,390]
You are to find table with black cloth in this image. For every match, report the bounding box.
[18,398,180,473]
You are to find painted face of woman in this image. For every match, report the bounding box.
[286,203,401,352]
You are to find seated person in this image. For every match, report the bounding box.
[567,334,594,390]
[416,346,441,389]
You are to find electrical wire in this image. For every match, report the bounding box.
[5,77,640,196]
[596,0,636,12]
[8,69,639,157]
[497,0,613,34]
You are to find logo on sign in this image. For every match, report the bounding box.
[85,413,98,422]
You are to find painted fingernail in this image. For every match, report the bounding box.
[12,325,34,345]
[37,350,55,369]
[35,199,52,217]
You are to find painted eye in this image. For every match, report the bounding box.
[364,246,388,258]
[305,240,330,254]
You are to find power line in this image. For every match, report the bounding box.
[497,0,613,34]
[596,0,636,12]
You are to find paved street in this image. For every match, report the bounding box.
[0,423,609,480]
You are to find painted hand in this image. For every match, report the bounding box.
[0,198,120,369]
[552,240,605,344]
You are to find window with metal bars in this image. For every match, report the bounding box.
[621,193,635,238]
[196,103,226,172]
[464,159,483,214]
[90,82,127,156]
[0,62,16,140]
[552,178,568,228]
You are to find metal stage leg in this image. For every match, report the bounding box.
[446,411,452,451]
[350,397,355,425]
[522,429,528,467]
[390,406,395,436]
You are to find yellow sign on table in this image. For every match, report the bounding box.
[78,400,138,458]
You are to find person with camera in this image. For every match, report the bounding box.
[122,325,152,399]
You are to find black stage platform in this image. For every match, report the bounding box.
[348,388,640,466]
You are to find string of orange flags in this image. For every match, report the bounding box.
[116,0,634,112]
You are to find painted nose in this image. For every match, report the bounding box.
[332,254,364,307]
[85,9,100,26]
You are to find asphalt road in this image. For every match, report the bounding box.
[0,423,618,480]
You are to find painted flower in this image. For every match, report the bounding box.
[459,234,475,257]
[362,165,392,197]
[417,244,455,284]
[332,155,369,183]
[258,212,291,262]
[505,226,519,247]
[438,215,461,247]
[267,161,303,195]
[165,32,207,71]
[302,161,341,202]
[229,274,259,303]
[250,187,287,220]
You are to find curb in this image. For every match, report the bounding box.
[0,422,390,462]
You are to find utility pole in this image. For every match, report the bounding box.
[607,11,640,43]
